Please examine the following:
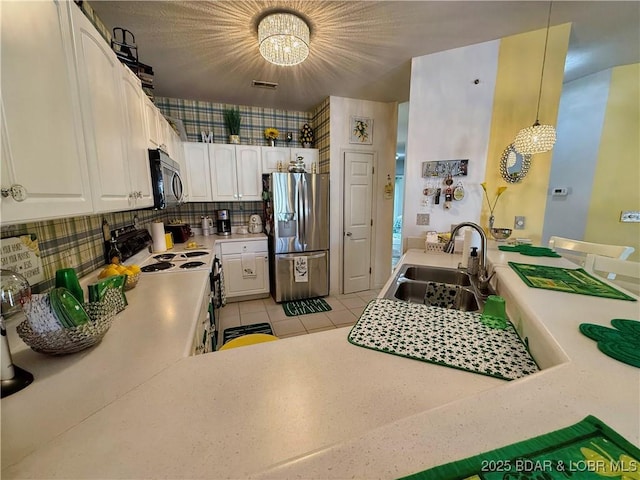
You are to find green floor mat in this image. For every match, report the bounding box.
[282,297,332,316]
[223,322,273,344]
[400,415,640,479]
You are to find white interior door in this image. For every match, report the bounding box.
[343,151,373,294]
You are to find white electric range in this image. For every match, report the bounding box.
[139,249,213,274]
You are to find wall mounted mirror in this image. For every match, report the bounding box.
[499,143,531,183]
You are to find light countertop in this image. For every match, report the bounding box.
[2,244,639,479]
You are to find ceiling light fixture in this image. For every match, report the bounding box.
[258,12,309,66]
[514,1,557,155]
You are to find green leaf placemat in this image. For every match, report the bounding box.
[400,415,640,480]
[508,262,636,301]
[499,245,561,257]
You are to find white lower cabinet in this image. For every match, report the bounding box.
[191,282,213,356]
[220,240,269,299]
[1,0,93,224]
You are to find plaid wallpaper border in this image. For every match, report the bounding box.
[155,97,315,147]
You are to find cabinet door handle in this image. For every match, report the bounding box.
[1,184,27,202]
[345,232,353,237]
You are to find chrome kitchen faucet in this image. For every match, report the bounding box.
[444,222,494,295]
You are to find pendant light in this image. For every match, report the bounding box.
[513,2,557,155]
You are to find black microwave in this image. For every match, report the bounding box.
[148,149,184,209]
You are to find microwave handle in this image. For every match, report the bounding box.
[172,172,184,204]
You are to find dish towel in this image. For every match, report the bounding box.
[294,256,308,282]
[241,253,256,278]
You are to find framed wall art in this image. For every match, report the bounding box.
[349,116,373,144]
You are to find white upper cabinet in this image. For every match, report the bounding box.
[290,148,319,171]
[71,4,157,212]
[70,4,132,213]
[184,143,212,202]
[0,0,93,224]
[261,147,319,173]
[261,147,290,173]
[235,145,262,201]
[209,144,262,201]
[143,96,161,148]
[209,144,237,202]
[121,66,153,208]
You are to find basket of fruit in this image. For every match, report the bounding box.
[98,262,141,290]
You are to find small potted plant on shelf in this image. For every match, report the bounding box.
[264,127,279,147]
[223,108,241,144]
[300,123,314,147]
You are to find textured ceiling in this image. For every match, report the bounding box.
[91,1,640,112]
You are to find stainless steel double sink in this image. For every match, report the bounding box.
[383,264,492,312]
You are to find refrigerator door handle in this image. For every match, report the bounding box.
[278,252,326,260]
[301,175,307,247]
[296,177,305,247]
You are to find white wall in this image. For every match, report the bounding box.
[542,69,611,245]
[329,96,398,293]
[403,40,499,237]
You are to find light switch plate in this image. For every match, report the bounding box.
[416,214,430,226]
[620,211,640,222]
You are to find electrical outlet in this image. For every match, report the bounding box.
[514,216,526,230]
[416,214,430,226]
[621,211,640,223]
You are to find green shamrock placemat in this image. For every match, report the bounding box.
[348,299,538,381]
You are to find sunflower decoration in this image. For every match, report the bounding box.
[264,127,279,140]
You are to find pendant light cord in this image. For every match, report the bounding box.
[535,1,553,122]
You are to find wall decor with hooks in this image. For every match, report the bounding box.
[421,159,468,178]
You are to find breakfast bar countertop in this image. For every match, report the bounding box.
[1,246,639,479]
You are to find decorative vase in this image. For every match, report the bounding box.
[269,139,276,147]
[489,214,495,230]
[229,135,240,144]
[302,142,311,148]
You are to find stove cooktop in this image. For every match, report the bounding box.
[139,249,212,274]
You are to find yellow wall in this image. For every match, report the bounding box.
[584,63,640,261]
[483,24,571,244]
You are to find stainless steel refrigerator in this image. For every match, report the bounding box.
[267,172,329,302]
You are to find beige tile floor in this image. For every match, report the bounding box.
[218,289,380,342]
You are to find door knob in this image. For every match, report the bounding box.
[345,232,352,237]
